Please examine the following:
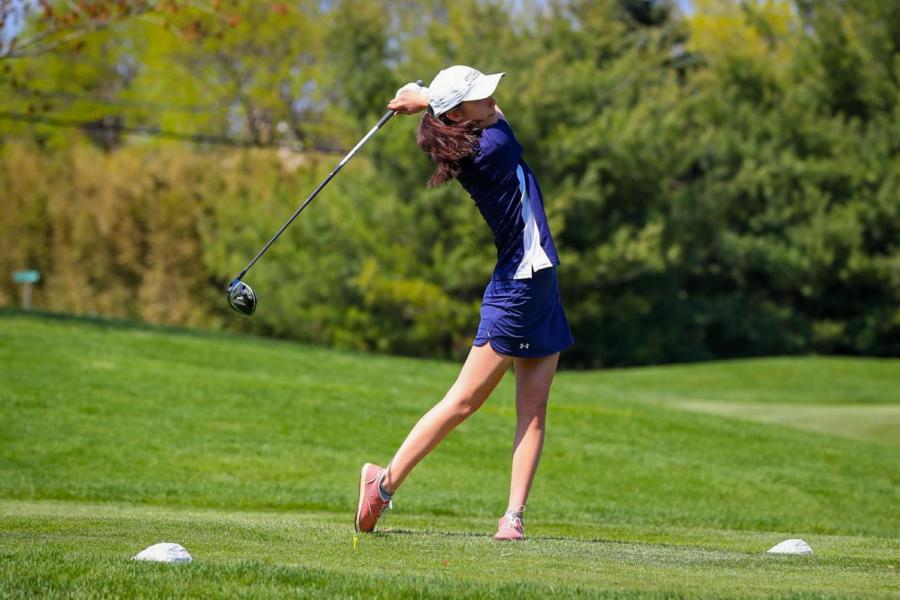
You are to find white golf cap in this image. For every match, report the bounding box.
[428,65,505,117]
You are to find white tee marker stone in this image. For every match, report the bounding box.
[132,542,193,563]
[767,539,813,555]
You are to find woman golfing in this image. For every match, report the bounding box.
[355,66,573,541]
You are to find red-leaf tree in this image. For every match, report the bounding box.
[0,0,228,60]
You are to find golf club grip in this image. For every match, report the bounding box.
[233,82,422,281]
[375,109,395,129]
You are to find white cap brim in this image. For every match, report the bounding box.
[461,72,504,103]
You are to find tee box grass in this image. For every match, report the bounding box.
[1,311,898,598]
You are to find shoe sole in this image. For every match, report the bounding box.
[354,462,373,533]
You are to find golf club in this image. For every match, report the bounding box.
[227,82,422,316]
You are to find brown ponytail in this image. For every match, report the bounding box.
[416,110,481,188]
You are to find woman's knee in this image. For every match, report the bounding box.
[445,390,486,418]
[516,391,549,414]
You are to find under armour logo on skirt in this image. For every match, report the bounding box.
[519,343,530,349]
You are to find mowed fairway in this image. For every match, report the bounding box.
[1,311,898,598]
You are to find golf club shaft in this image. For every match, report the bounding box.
[235,108,396,281]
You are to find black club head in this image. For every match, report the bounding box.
[227,279,257,316]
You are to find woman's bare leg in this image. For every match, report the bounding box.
[505,352,559,511]
[381,343,512,493]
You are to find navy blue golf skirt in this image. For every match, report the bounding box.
[473,266,574,358]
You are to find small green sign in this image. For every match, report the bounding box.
[13,270,40,284]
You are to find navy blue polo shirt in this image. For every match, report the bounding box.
[456,117,560,280]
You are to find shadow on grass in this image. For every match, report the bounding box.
[382,527,624,546]
[378,528,486,539]
[0,307,287,347]
[0,307,464,367]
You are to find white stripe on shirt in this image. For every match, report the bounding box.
[513,165,553,279]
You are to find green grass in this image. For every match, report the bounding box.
[1,310,898,598]
[675,402,900,444]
